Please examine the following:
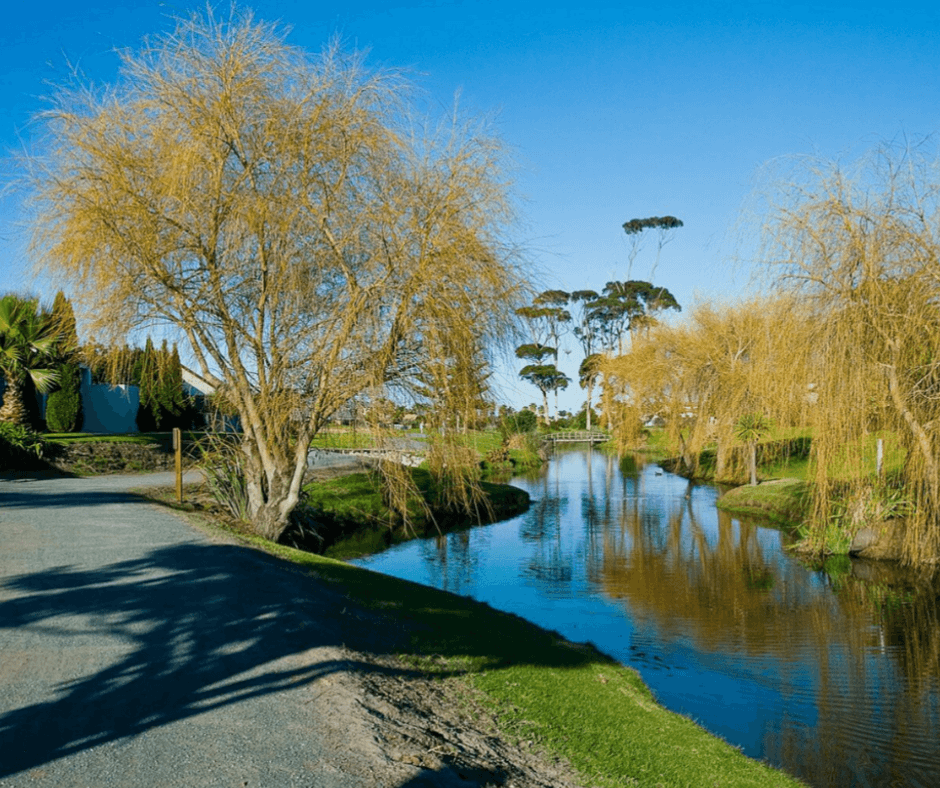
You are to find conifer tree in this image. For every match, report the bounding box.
[45,360,83,432]
[160,340,189,429]
[136,337,159,431]
[45,292,83,432]
[50,291,78,354]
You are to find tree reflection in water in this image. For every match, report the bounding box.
[356,449,940,788]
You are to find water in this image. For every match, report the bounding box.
[352,449,940,788]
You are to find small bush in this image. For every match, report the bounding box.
[0,423,48,469]
[499,409,537,438]
[195,432,250,521]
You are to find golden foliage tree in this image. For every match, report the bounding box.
[31,9,525,539]
[603,296,812,482]
[758,144,940,564]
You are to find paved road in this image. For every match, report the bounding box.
[0,472,413,788]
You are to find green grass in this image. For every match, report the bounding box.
[640,426,672,459]
[717,479,812,526]
[148,497,803,788]
[308,430,403,450]
[427,429,543,472]
[760,454,811,482]
[45,431,203,448]
[302,467,530,559]
[823,430,906,482]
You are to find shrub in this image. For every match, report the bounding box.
[195,431,250,521]
[500,408,537,438]
[0,423,48,469]
[45,361,83,432]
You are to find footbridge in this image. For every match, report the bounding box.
[545,430,610,445]
[307,447,425,468]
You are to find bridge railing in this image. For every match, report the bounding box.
[545,430,610,443]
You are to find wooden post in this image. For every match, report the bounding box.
[173,427,183,504]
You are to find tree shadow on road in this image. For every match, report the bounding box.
[0,539,407,779]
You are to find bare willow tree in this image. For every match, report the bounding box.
[30,9,525,540]
[758,144,940,564]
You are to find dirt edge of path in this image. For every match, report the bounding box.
[138,483,594,788]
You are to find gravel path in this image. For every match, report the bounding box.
[0,472,586,788]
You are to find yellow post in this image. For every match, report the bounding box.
[173,427,182,504]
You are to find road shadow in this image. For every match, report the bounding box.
[0,487,149,511]
[0,539,408,779]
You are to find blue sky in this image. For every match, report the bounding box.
[3,0,940,410]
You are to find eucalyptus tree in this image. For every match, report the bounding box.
[31,8,526,540]
[532,289,570,415]
[569,290,602,428]
[622,215,683,278]
[578,353,603,430]
[588,280,680,354]
[515,342,556,425]
[518,362,570,426]
[515,290,572,421]
[532,289,571,359]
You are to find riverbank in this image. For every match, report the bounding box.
[716,478,811,526]
[140,481,805,788]
[296,466,532,559]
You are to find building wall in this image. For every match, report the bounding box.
[78,367,140,434]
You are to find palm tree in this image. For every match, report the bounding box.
[734,413,773,486]
[0,296,58,425]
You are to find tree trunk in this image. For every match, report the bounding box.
[677,432,694,473]
[253,500,294,541]
[886,357,940,505]
[585,381,593,431]
[240,438,300,542]
[715,439,728,481]
[748,441,758,486]
[0,377,29,425]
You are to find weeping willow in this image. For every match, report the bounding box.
[30,8,526,541]
[759,145,940,565]
[605,144,940,564]
[603,296,813,483]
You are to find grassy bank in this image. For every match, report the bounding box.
[144,486,805,788]
[300,467,531,559]
[716,478,812,526]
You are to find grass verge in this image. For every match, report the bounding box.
[139,484,806,788]
[45,431,204,448]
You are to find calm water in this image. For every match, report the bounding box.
[352,449,940,788]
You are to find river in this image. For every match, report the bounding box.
[351,448,940,788]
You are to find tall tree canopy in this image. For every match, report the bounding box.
[621,215,683,277]
[31,9,526,538]
[515,290,572,422]
[587,280,680,353]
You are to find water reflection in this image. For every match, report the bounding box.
[354,449,940,788]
